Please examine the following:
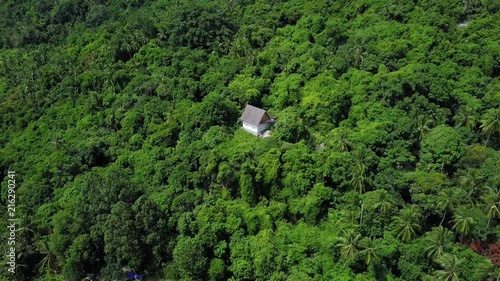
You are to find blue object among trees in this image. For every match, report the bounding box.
[127,271,143,280]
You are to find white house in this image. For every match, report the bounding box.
[240,104,275,136]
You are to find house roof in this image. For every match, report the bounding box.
[240,104,273,126]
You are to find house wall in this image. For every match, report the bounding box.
[243,122,271,136]
[242,122,258,135]
[258,123,270,133]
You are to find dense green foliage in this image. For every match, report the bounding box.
[0,0,499,280]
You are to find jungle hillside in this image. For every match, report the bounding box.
[0,0,499,280]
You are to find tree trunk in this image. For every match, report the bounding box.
[485,130,492,146]
[360,197,364,225]
[440,209,447,226]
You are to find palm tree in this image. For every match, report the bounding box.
[423,275,437,281]
[427,105,447,126]
[339,209,359,225]
[17,214,34,237]
[371,189,396,216]
[452,206,476,243]
[103,66,116,92]
[350,162,372,225]
[480,108,500,146]
[475,261,500,281]
[485,267,500,281]
[433,253,462,281]
[457,168,483,197]
[416,115,432,140]
[480,186,500,228]
[350,45,365,68]
[230,34,250,58]
[436,188,459,226]
[350,162,371,195]
[336,229,361,268]
[453,106,478,131]
[50,135,65,150]
[424,226,453,259]
[330,127,353,152]
[359,237,379,267]
[392,206,421,243]
[37,239,58,274]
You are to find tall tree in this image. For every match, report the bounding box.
[420,125,465,172]
[350,162,371,195]
[480,186,500,228]
[359,237,379,267]
[350,44,365,69]
[350,161,372,224]
[474,260,500,281]
[480,108,500,146]
[371,189,396,216]
[392,206,421,243]
[330,127,353,152]
[416,115,432,140]
[452,206,476,243]
[336,229,361,268]
[453,106,478,131]
[424,226,453,259]
[36,239,58,275]
[436,188,459,226]
[457,168,483,197]
[432,253,462,281]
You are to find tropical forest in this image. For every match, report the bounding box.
[0,0,499,280]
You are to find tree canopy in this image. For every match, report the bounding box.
[0,0,499,280]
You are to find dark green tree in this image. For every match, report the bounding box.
[432,253,462,281]
[336,229,361,268]
[423,226,453,259]
[452,206,476,243]
[480,108,500,145]
[392,206,421,243]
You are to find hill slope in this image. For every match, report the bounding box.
[0,0,499,280]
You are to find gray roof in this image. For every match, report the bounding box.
[240,104,272,126]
